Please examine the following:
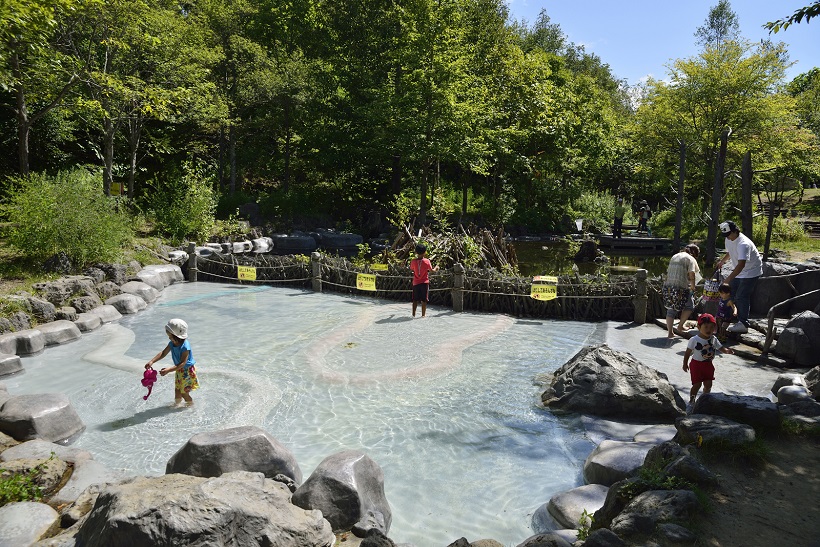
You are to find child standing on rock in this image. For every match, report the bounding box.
[682,314,733,408]
[410,243,439,318]
[145,318,199,407]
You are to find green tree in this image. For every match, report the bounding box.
[765,1,820,33]
[695,0,740,49]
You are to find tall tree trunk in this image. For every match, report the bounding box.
[763,189,776,261]
[741,151,753,236]
[103,116,115,196]
[126,114,142,200]
[229,122,237,195]
[16,86,30,176]
[460,170,468,227]
[283,99,291,193]
[675,140,685,249]
[706,129,730,267]
[391,155,402,196]
[418,157,430,228]
[218,124,225,190]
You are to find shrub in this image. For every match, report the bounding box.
[144,161,216,243]
[0,168,133,267]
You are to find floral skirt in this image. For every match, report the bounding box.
[175,365,199,393]
[662,285,694,312]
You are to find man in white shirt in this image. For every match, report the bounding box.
[716,221,763,334]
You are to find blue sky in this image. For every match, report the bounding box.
[506,0,820,85]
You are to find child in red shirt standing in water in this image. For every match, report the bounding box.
[411,243,439,317]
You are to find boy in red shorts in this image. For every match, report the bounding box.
[682,313,734,406]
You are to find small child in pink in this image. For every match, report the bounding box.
[410,243,439,318]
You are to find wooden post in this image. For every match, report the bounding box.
[452,263,464,312]
[633,268,648,324]
[706,128,730,267]
[187,242,197,282]
[311,252,322,292]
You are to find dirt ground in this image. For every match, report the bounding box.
[692,435,820,547]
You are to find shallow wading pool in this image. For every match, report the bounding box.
[4,282,606,545]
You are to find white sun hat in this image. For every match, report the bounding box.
[165,318,188,339]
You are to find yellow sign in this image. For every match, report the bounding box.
[370,263,389,271]
[531,284,558,301]
[357,273,377,291]
[237,266,257,281]
[533,275,558,283]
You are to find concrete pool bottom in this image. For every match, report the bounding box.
[1,283,784,545]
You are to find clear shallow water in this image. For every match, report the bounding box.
[4,283,601,546]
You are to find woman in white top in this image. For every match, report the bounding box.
[662,243,701,338]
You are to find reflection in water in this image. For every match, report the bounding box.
[514,241,679,278]
[4,282,599,546]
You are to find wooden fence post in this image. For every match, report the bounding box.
[187,242,197,282]
[452,263,464,312]
[311,252,322,292]
[632,268,648,323]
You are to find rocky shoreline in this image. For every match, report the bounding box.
[0,263,819,546]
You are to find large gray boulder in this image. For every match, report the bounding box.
[771,373,806,396]
[166,426,302,484]
[547,483,609,529]
[515,533,574,547]
[0,394,85,443]
[777,385,813,404]
[69,294,103,314]
[27,296,56,322]
[37,320,82,346]
[0,439,93,463]
[74,313,103,332]
[75,472,335,547]
[583,440,657,486]
[105,293,148,314]
[691,393,780,431]
[120,280,160,303]
[673,414,756,447]
[32,276,95,307]
[751,275,795,316]
[293,450,391,536]
[775,327,815,367]
[0,502,60,546]
[643,441,717,486]
[609,490,698,538]
[541,345,685,422]
[0,353,23,377]
[0,329,45,356]
[51,458,127,506]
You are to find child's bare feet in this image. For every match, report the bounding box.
[169,399,183,408]
[184,401,194,407]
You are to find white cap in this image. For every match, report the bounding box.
[165,318,188,339]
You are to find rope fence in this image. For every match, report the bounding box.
[187,245,649,322]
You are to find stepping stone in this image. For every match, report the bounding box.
[37,320,82,346]
[0,353,23,377]
[0,329,45,356]
[633,424,677,443]
[0,439,93,463]
[0,501,59,546]
[105,294,148,314]
[74,313,103,332]
[87,304,123,323]
[120,281,160,303]
[0,393,85,443]
[583,440,657,486]
[674,414,756,447]
[548,483,609,529]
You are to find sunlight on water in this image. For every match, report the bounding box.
[3,283,600,546]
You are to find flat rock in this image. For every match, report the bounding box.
[0,502,60,546]
[136,264,183,289]
[674,414,756,447]
[692,393,780,431]
[0,439,93,463]
[74,313,103,332]
[37,320,82,346]
[120,280,160,303]
[776,385,812,404]
[632,424,677,444]
[583,440,657,486]
[105,293,148,314]
[51,458,127,506]
[0,394,86,443]
[0,329,46,356]
[0,353,23,377]
[547,483,609,529]
[86,304,123,323]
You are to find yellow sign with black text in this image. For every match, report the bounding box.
[357,273,377,291]
[237,266,257,281]
[532,275,558,283]
[531,284,557,300]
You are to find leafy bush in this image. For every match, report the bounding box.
[0,168,133,267]
[144,161,216,243]
[752,215,809,243]
[0,454,56,505]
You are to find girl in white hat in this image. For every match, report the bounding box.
[145,318,199,407]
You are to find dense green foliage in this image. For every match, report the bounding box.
[1,169,133,264]
[0,0,817,240]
